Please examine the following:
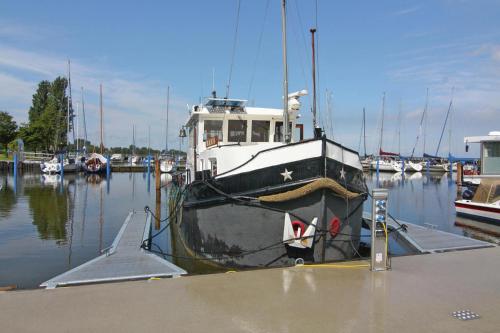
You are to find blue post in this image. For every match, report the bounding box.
[147,155,151,192]
[426,160,430,174]
[449,159,453,176]
[106,155,111,178]
[13,152,17,195]
[106,155,111,194]
[401,158,405,181]
[60,154,64,178]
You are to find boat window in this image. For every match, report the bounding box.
[204,120,223,142]
[228,120,247,142]
[482,142,500,175]
[274,122,283,142]
[251,121,270,142]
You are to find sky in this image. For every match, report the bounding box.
[0,0,499,156]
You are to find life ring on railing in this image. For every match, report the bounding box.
[291,221,306,238]
[329,217,341,237]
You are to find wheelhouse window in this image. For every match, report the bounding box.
[228,120,247,142]
[251,120,270,142]
[482,141,500,175]
[274,122,283,142]
[204,120,223,142]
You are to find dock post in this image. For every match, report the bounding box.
[155,158,161,230]
[456,162,463,186]
[401,158,405,180]
[147,155,151,193]
[13,152,17,194]
[106,155,111,193]
[426,160,430,174]
[60,153,64,178]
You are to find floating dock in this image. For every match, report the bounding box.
[2,247,499,332]
[363,212,494,253]
[41,211,186,289]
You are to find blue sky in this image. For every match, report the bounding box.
[0,0,499,156]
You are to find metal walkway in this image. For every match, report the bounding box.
[41,211,186,289]
[363,212,494,253]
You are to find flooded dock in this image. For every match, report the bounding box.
[1,246,499,332]
[41,211,186,289]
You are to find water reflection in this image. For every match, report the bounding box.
[0,178,16,218]
[25,185,70,241]
[0,171,162,289]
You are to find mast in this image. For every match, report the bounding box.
[148,125,151,156]
[378,92,386,155]
[76,101,79,153]
[281,0,290,143]
[423,88,428,155]
[398,100,402,155]
[435,89,454,157]
[310,28,318,133]
[132,125,136,156]
[363,107,366,157]
[166,86,170,154]
[81,87,88,152]
[67,59,73,149]
[99,84,104,154]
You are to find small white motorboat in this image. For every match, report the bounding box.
[455,179,500,223]
[40,157,78,174]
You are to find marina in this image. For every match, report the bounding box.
[1,1,499,332]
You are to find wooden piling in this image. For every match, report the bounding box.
[456,162,463,186]
[155,158,161,230]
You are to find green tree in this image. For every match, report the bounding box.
[22,77,70,152]
[0,111,17,156]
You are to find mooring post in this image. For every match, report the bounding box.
[456,162,463,186]
[155,158,161,230]
[401,158,405,180]
[13,152,17,194]
[449,159,453,177]
[147,155,151,192]
[60,153,64,179]
[106,155,111,194]
[426,160,430,174]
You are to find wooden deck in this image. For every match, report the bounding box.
[41,211,186,289]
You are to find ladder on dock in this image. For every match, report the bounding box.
[41,211,186,289]
[363,212,494,253]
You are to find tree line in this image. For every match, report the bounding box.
[0,77,186,157]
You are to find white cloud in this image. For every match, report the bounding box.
[392,6,420,16]
[0,43,190,149]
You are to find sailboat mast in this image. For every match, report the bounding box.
[363,107,366,157]
[398,100,402,155]
[423,88,428,155]
[281,0,290,143]
[67,59,72,149]
[378,92,386,155]
[99,84,104,154]
[81,87,88,151]
[132,125,136,155]
[76,101,79,153]
[166,86,170,154]
[310,28,317,132]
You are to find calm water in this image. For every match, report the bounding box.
[0,170,497,289]
[0,171,172,289]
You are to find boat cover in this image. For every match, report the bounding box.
[472,179,500,204]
